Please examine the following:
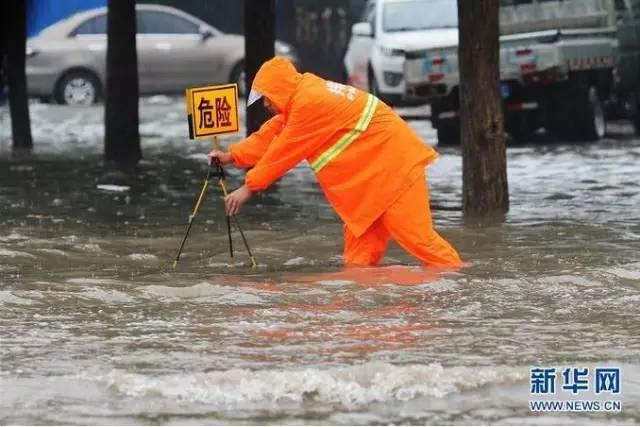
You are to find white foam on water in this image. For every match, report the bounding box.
[126,253,159,262]
[0,290,32,305]
[145,95,173,105]
[97,184,131,193]
[537,275,603,288]
[66,278,127,286]
[284,257,308,266]
[8,164,34,172]
[142,282,266,305]
[415,278,460,292]
[101,362,526,410]
[72,243,102,253]
[316,280,358,287]
[0,232,29,243]
[81,287,136,304]
[615,294,640,304]
[35,248,67,257]
[186,153,208,162]
[207,261,251,268]
[441,301,483,320]
[602,264,640,280]
[0,248,36,259]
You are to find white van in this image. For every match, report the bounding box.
[343,0,458,105]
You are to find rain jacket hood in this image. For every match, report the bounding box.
[251,56,302,113]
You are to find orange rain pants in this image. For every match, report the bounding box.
[343,168,462,267]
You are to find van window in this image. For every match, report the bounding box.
[383,0,457,32]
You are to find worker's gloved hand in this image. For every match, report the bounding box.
[225,185,253,216]
[207,150,233,166]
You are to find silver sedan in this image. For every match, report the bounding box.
[26,4,297,105]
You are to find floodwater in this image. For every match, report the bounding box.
[1,98,639,425]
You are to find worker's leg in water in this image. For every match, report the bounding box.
[382,172,463,268]
[343,219,390,266]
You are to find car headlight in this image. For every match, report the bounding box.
[378,46,405,57]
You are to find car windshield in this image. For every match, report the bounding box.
[382,0,458,32]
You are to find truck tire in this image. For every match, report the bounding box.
[431,98,460,145]
[632,92,640,135]
[436,120,460,145]
[634,113,640,136]
[507,115,536,144]
[574,86,606,141]
[548,85,605,142]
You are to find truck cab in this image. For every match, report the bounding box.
[403,0,640,144]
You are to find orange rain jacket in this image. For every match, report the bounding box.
[229,57,438,238]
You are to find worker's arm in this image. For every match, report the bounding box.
[244,105,325,191]
[224,108,322,215]
[227,114,286,168]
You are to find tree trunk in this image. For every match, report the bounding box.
[457,0,509,217]
[244,0,275,134]
[105,0,141,167]
[6,0,33,150]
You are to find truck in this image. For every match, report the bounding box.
[403,0,640,144]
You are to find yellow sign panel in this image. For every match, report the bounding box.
[185,83,239,139]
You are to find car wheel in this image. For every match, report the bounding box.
[230,62,246,97]
[55,70,101,105]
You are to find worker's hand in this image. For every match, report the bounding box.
[207,150,233,166]
[225,185,253,216]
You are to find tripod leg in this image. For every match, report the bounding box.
[216,178,257,268]
[232,216,257,268]
[226,214,233,258]
[172,170,211,269]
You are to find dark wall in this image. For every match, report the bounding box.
[140,0,367,81]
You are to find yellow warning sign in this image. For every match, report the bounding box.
[185,83,239,139]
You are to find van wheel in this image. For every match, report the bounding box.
[55,70,101,105]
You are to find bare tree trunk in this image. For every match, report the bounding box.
[457,0,509,217]
[105,0,141,168]
[6,0,33,150]
[244,0,275,134]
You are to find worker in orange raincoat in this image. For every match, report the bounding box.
[208,57,462,268]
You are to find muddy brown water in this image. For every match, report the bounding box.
[1,99,639,424]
